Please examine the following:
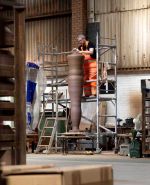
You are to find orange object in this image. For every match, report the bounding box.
[83,60,97,96]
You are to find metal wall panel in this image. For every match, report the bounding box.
[95,13,121,67]
[14,0,72,64]
[17,0,71,17]
[91,0,150,14]
[88,0,150,69]
[25,16,71,62]
[120,9,149,68]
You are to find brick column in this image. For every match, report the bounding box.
[72,0,87,48]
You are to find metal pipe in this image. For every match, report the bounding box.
[96,32,101,153]
[113,46,118,152]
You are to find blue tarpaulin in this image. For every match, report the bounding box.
[26,62,39,128]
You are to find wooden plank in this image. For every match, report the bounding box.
[0,65,14,77]
[0,115,14,121]
[14,7,26,165]
[0,90,14,96]
[0,78,14,88]
[0,141,15,148]
[0,134,15,141]
[0,102,14,109]
[0,0,25,9]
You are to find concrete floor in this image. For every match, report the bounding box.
[27,151,150,185]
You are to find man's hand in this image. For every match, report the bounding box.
[72,48,79,52]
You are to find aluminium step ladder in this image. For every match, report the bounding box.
[35,90,69,153]
[35,115,68,154]
[35,116,67,154]
[35,117,57,153]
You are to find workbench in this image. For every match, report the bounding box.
[60,132,95,154]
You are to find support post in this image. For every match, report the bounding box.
[14,7,26,164]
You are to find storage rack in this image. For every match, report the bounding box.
[0,1,26,164]
[36,34,117,153]
[141,79,150,155]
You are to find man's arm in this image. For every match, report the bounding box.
[79,48,94,55]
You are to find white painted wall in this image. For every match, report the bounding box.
[82,73,150,126]
[117,74,144,120]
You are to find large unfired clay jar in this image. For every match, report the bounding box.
[67,52,84,131]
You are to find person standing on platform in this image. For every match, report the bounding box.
[77,34,97,96]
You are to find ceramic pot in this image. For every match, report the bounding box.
[67,53,84,131]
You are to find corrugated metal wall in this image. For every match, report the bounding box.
[88,0,150,69]
[93,0,150,13]
[16,0,71,62]
[25,17,71,62]
[17,0,71,17]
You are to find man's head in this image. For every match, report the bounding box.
[77,34,86,45]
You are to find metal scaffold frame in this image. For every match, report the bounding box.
[95,33,117,152]
[36,36,117,153]
[36,44,71,153]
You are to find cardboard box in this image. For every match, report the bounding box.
[0,164,113,185]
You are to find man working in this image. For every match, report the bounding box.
[77,34,97,96]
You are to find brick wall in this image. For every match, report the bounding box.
[72,0,87,48]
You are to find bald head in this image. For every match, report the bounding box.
[77,34,86,41]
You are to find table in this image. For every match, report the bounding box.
[60,132,95,154]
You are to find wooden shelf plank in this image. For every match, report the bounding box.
[0,44,14,48]
[0,80,14,87]
[0,0,25,10]
[0,134,15,141]
[0,115,14,121]
[0,65,14,77]
[0,80,14,96]
[0,102,14,109]
[0,90,14,96]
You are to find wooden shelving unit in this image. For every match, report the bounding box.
[141,79,150,155]
[0,0,26,164]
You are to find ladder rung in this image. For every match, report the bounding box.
[57,117,67,120]
[41,136,52,138]
[46,117,67,120]
[44,127,54,129]
[99,115,116,117]
[46,117,56,120]
[44,109,53,112]
[50,147,62,149]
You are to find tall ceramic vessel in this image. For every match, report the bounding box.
[67,52,84,131]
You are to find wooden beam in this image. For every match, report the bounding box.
[14,7,26,165]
